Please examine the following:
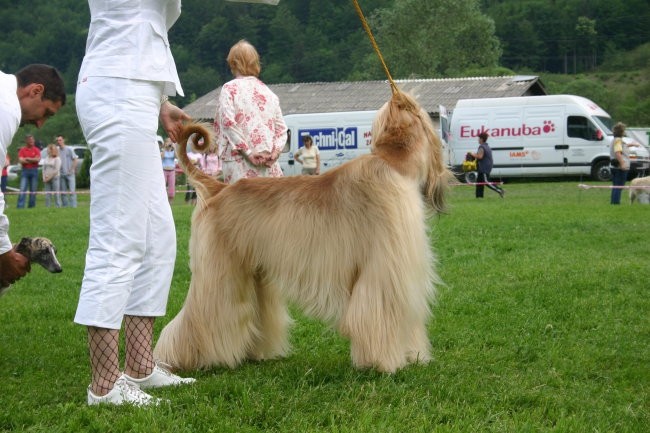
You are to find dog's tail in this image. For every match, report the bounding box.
[176,122,227,203]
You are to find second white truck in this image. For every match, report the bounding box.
[443,95,650,182]
[278,110,375,176]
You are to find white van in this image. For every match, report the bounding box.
[444,95,650,182]
[279,111,375,176]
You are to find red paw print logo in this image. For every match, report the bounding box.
[543,120,555,133]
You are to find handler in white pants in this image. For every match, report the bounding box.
[75,76,195,406]
[75,77,176,328]
[74,0,195,406]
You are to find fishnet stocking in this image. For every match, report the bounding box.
[124,315,155,379]
[87,327,120,396]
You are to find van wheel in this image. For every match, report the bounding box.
[591,160,612,182]
[464,171,478,184]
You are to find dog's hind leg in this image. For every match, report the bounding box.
[247,275,292,361]
[155,249,260,370]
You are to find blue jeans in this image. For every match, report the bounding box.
[59,173,77,207]
[610,168,628,205]
[17,167,39,208]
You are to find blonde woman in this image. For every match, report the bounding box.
[214,39,287,183]
[42,143,61,208]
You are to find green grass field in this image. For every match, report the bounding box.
[0,181,648,433]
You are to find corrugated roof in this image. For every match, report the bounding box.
[182,75,546,120]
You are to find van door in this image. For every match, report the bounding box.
[565,114,605,176]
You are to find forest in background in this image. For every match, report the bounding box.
[1,0,649,148]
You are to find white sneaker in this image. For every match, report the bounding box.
[124,363,196,390]
[87,375,161,406]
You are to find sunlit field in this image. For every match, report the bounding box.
[0,181,647,433]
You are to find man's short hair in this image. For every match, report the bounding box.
[15,64,66,106]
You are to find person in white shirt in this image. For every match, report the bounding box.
[74,0,195,406]
[294,135,321,175]
[0,64,66,288]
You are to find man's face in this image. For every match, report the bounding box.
[19,84,63,128]
[25,136,35,147]
[56,136,65,147]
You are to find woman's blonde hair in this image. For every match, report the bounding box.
[227,40,261,77]
[47,143,59,156]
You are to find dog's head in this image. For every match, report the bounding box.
[371,91,452,213]
[15,237,62,273]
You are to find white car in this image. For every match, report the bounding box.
[6,164,21,182]
[68,145,89,174]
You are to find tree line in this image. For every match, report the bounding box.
[2,0,649,148]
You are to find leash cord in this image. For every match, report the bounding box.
[352,0,397,94]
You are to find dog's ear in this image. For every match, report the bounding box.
[14,237,32,256]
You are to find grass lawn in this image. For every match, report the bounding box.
[0,181,648,432]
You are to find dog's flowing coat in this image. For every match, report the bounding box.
[154,91,453,373]
[630,175,650,204]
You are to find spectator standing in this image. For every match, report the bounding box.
[294,135,320,175]
[42,143,62,207]
[56,134,79,207]
[610,122,630,205]
[214,40,287,184]
[199,146,222,179]
[0,63,66,287]
[1,154,9,194]
[161,138,176,204]
[17,134,41,208]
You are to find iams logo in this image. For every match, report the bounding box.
[460,121,556,138]
[300,128,358,150]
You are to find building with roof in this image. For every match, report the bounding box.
[182,75,547,121]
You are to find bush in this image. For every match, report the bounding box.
[77,148,91,189]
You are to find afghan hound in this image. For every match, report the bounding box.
[153,91,453,373]
[630,175,650,204]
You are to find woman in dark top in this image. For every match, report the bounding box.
[469,131,504,198]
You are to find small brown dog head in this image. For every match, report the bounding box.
[15,237,62,273]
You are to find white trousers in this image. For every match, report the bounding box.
[74,77,176,329]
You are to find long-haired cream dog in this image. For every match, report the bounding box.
[154,91,453,373]
[630,175,650,204]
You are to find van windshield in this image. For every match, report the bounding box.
[593,116,613,135]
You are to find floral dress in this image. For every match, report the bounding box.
[214,76,287,183]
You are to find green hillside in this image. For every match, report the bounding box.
[541,43,650,125]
